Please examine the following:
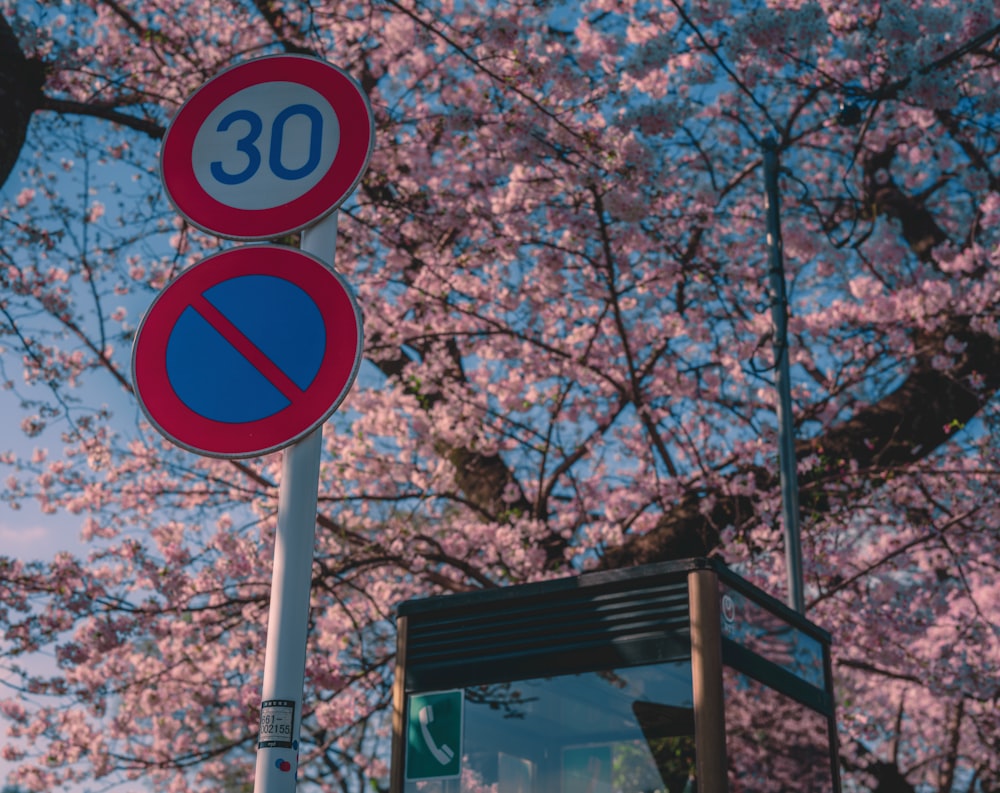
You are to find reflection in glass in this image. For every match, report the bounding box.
[719,585,826,689]
[723,667,834,792]
[404,663,695,793]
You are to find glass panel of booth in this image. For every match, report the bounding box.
[715,578,841,793]
[722,667,835,792]
[718,582,826,689]
[403,661,696,793]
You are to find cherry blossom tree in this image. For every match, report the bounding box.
[2,0,1000,791]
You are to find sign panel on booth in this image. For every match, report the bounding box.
[131,245,363,458]
[405,690,464,781]
[161,54,375,240]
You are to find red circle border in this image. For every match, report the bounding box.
[161,55,374,240]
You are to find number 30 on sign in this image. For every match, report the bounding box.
[161,54,374,240]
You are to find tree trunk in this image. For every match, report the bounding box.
[0,15,45,190]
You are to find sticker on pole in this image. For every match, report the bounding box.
[406,690,463,781]
[259,699,296,749]
[131,245,363,458]
[161,54,374,239]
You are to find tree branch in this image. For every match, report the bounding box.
[38,96,165,139]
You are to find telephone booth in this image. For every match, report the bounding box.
[389,558,840,793]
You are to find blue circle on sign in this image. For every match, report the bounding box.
[165,274,325,423]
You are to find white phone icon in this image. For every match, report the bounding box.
[418,705,455,765]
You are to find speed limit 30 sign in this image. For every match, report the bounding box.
[161,54,374,239]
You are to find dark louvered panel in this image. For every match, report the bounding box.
[402,573,692,691]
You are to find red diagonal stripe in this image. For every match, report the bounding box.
[191,294,304,402]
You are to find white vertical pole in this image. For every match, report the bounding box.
[253,211,339,792]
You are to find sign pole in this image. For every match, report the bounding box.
[254,211,339,792]
[144,51,371,789]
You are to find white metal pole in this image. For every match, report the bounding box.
[253,211,339,792]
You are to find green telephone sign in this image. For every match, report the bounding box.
[405,690,463,780]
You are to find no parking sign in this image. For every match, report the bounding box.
[131,245,362,458]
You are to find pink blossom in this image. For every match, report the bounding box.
[1,0,999,790]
